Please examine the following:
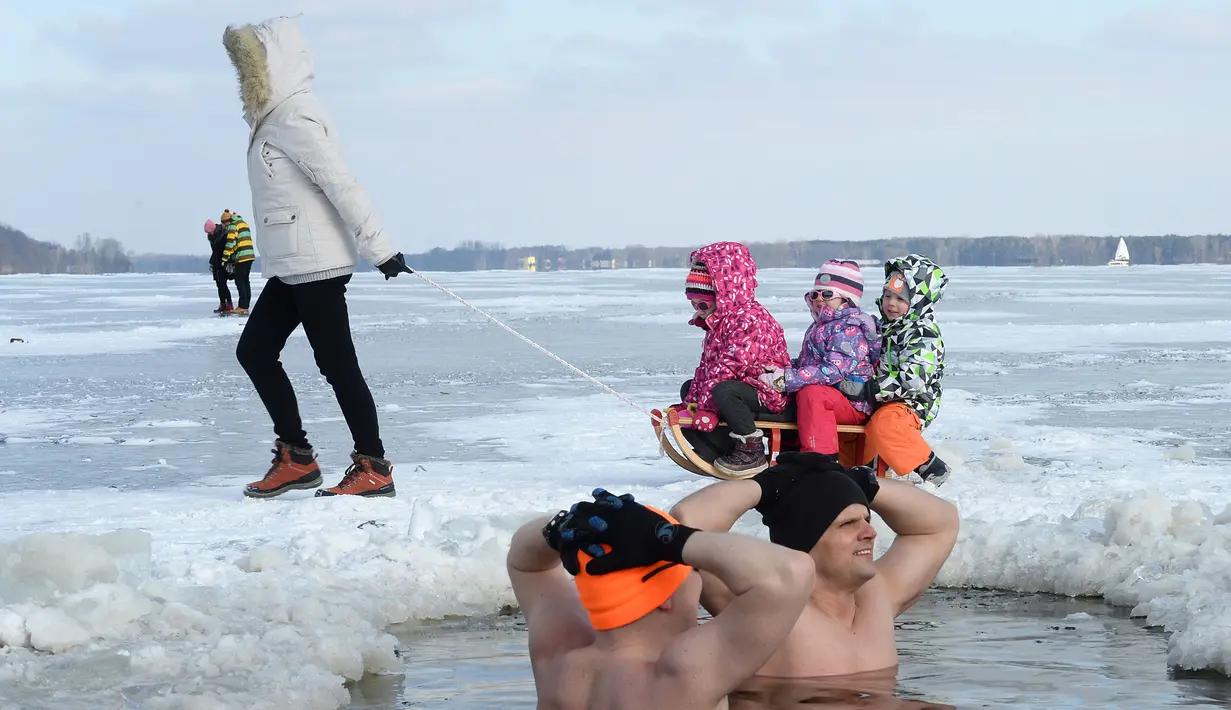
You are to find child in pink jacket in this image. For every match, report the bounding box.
[678,241,792,477]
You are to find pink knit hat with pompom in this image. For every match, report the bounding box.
[812,259,865,307]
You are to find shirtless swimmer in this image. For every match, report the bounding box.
[671,452,960,678]
[507,487,816,709]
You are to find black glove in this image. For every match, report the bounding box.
[750,464,797,517]
[541,509,571,552]
[540,501,622,575]
[753,451,848,516]
[844,465,880,504]
[864,379,880,406]
[377,253,414,280]
[542,508,585,574]
[564,488,699,576]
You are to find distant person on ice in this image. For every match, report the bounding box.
[864,255,951,485]
[204,218,233,314]
[222,16,413,499]
[677,241,792,477]
[218,209,256,314]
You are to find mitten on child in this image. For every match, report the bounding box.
[758,366,786,393]
[693,408,720,432]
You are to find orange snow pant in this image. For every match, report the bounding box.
[860,402,933,476]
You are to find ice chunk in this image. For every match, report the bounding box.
[25,607,90,652]
[0,607,28,647]
[1163,444,1196,461]
[237,544,291,573]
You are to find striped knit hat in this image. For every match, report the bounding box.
[813,259,865,307]
[685,263,716,302]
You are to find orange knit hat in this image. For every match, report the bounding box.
[573,506,694,631]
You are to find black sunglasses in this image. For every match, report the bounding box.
[807,289,837,301]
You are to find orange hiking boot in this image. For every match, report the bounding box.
[243,441,323,498]
[315,452,396,498]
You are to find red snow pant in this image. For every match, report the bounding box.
[862,402,933,476]
[795,384,868,455]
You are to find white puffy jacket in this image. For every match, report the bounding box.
[223,17,396,284]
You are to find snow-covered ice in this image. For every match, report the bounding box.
[1,265,1230,708]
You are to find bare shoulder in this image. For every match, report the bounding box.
[507,566,595,662]
[529,644,599,709]
[547,650,720,710]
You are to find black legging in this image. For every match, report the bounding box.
[679,379,790,462]
[236,274,384,458]
[213,268,232,305]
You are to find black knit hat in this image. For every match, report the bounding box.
[761,469,870,553]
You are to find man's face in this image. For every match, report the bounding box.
[811,503,878,588]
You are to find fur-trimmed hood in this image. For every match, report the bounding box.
[222,16,315,128]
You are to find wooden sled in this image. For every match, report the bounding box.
[651,405,873,481]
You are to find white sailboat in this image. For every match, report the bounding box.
[1108,237,1130,266]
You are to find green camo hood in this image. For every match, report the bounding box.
[877,253,948,325]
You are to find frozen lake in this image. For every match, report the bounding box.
[1,265,1230,709]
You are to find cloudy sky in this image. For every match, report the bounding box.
[2,0,1228,256]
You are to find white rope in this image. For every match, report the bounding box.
[409,270,666,426]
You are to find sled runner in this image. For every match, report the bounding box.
[651,405,871,481]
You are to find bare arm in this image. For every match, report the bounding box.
[506,515,595,657]
[870,479,959,614]
[655,531,815,706]
[669,480,762,615]
[670,479,760,534]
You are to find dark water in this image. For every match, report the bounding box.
[346,589,1231,710]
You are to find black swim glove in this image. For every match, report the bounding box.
[753,452,846,515]
[541,509,571,552]
[541,504,608,575]
[571,488,699,576]
[750,464,795,516]
[843,465,880,504]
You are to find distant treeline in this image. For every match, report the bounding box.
[404,234,1231,271]
[2,220,1228,275]
[0,224,132,274]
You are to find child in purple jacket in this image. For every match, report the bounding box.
[760,259,881,462]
